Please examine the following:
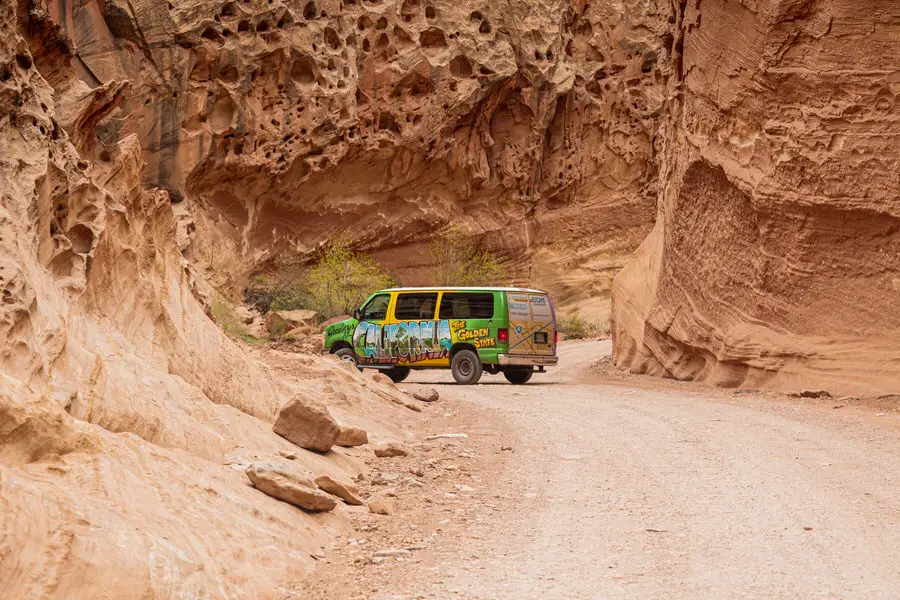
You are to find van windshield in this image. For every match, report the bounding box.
[439,292,494,319]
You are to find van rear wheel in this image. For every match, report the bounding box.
[451,350,483,385]
[503,367,533,385]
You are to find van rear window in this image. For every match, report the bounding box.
[439,292,494,320]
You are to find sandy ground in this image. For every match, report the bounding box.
[296,340,900,600]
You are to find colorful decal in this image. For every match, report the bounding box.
[452,321,496,349]
[353,319,452,364]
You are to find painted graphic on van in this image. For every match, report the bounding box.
[452,321,496,349]
[353,320,452,364]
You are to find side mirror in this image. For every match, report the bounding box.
[353,308,361,321]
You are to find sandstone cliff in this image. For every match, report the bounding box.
[30,0,672,321]
[1,0,422,595]
[612,0,900,395]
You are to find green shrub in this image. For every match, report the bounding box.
[557,312,603,340]
[303,238,396,319]
[428,230,507,286]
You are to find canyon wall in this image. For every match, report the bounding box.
[1,0,421,595]
[32,0,673,321]
[612,0,900,395]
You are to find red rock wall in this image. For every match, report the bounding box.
[612,0,900,395]
[28,0,672,320]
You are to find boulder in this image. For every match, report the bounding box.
[273,395,340,452]
[412,387,440,402]
[277,309,318,328]
[264,311,290,336]
[246,462,336,512]
[374,442,409,458]
[315,475,364,505]
[336,426,368,447]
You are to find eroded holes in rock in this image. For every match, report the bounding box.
[378,113,400,134]
[393,70,432,97]
[278,12,294,28]
[256,20,272,32]
[546,49,553,60]
[641,51,657,73]
[301,128,307,134]
[214,13,221,21]
[534,49,543,60]
[469,11,482,21]
[358,15,370,30]
[449,55,472,78]
[376,33,389,50]
[325,27,341,49]
[291,56,316,84]
[210,94,236,131]
[221,2,235,17]
[362,38,371,52]
[343,65,350,77]
[343,0,356,4]
[376,17,387,30]
[303,1,317,19]
[0,67,11,82]
[401,0,419,19]
[419,27,446,49]
[218,65,239,83]
[449,80,457,92]
[425,5,435,18]
[201,27,221,41]
[393,26,414,47]
[238,19,249,32]
[234,142,244,155]
[327,58,337,71]
[479,19,491,34]
[16,54,33,70]
[661,33,674,55]
[479,65,493,75]
[316,75,327,86]
[100,150,111,162]
[565,39,574,57]
[67,224,94,254]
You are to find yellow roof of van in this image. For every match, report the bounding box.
[379,286,547,294]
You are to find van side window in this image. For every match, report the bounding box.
[360,294,390,321]
[394,293,438,320]
[438,292,494,320]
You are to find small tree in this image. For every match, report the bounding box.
[428,230,506,286]
[304,238,395,318]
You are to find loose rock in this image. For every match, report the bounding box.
[315,475,364,506]
[425,433,469,440]
[336,426,369,447]
[278,450,297,460]
[373,548,410,558]
[412,387,440,402]
[246,462,336,512]
[799,389,832,399]
[374,442,410,458]
[368,499,395,515]
[273,395,340,452]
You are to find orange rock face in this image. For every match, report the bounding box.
[31,0,671,319]
[611,0,900,395]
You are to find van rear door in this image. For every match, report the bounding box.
[506,292,556,356]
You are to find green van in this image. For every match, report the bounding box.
[323,287,558,384]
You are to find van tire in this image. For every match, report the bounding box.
[451,350,483,385]
[334,347,359,367]
[385,366,410,383]
[503,367,533,385]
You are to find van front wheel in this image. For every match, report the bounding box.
[451,350,483,385]
[385,366,410,383]
[503,367,533,385]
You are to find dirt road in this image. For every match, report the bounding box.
[303,340,900,599]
